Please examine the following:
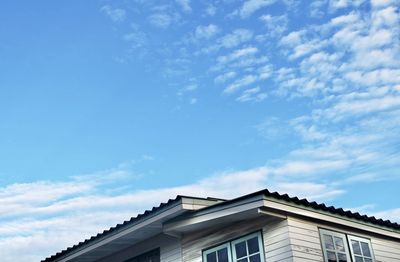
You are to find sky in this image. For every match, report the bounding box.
[0,0,399,261]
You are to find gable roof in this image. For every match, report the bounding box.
[43,188,399,262]
[42,195,223,262]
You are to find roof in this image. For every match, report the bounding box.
[42,195,224,262]
[43,188,400,262]
[198,188,400,230]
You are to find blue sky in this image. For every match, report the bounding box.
[0,0,399,261]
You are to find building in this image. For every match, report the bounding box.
[42,189,400,262]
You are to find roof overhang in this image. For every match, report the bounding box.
[52,197,222,262]
[164,194,285,235]
[164,193,400,241]
[262,196,400,240]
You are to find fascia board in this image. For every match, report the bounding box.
[163,196,265,232]
[57,202,184,262]
[263,197,400,240]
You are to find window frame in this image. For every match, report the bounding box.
[202,242,232,262]
[319,228,376,262]
[348,234,375,262]
[202,231,265,262]
[231,232,266,262]
[319,229,352,262]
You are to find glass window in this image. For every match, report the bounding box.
[203,232,265,262]
[320,229,376,262]
[203,243,231,262]
[231,233,265,262]
[319,229,351,262]
[348,235,375,262]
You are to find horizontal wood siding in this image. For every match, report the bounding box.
[287,217,323,262]
[181,216,293,262]
[372,237,400,262]
[287,216,400,262]
[264,219,293,262]
[160,237,182,262]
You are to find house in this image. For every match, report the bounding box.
[42,189,400,262]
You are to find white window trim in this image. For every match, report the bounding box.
[319,229,352,262]
[320,229,377,262]
[348,235,376,262]
[203,242,232,262]
[203,232,265,262]
[231,232,265,262]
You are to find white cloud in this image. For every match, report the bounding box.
[372,208,400,222]
[224,74,258,94]
[218,29,254,48]
[274,182,345,200]
[123,24,147,48]
[176,0,192,13]
[217,47,258,64]
[239,0,277,18]
[100,5,127,23]
[270,159,351,176]
[214,71,237,84]
[195,24,219,39]
[280,30,305,46]
[206,4,217,16]
[310,0,327,18]
[259,14,288,36]
[371,0,397,7]
[328,0,365,12]
[148,13,172,28]
[236,87,268,102]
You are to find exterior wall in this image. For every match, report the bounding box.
[181,216,294,262]
[97,234,181,262]
[285,216,400,262]
[97,214,399,262]
[180,214,400,262]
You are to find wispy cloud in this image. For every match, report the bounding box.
[100,5,127,23]
[195,24,219,39]
[148,13,173,28]
[0,163,344,262]
[176,0,192,13]
[239,0,277,18]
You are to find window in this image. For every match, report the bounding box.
[319,229,375,262]
[320,229,351,262]
[203,232,265,262]
[348,235,374,262]
[203,243,231,262]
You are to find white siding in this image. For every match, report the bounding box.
[97,214,399,262]
[264,219,293,262]
[286,216,400,262]
[181,216,292,262]
[161,237,182,262]
[372,237,400,262]
[286,217,323,262]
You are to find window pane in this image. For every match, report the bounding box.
[237,259,248,262]
[360,242,371,257]
[337,253,347,262]
[235,241,247,258]
[247,237,259,254]
[206,252,217,262]
[352,240,362,255]
[218,248,229,262]
[364,258,372,262]
[249,254,261,262]
[324,234,335,250]
[355,256,363,262]
[327,251,337,262]
[334,237,345,251]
